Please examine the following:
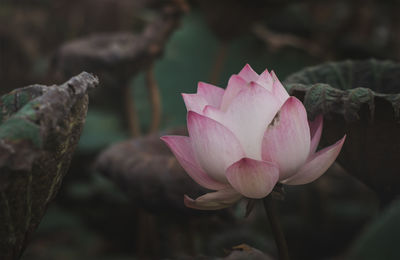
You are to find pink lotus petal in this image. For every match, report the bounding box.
[282,135,346,185]
[161,136,229,190]
[205,84,280,160]
[184,189,242,210]
[182,93,208,114]
[256,69,273,91]
[309,115,323,154]
[187,111,245,183]
[271,71,289,105]
[220,75,249,111]
[238,64,259,82]
[262,97,311,180]
[182,83,224,114]
[197,82,225,108]
[225,158,279,199]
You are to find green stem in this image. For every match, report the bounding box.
[263,195,290,260]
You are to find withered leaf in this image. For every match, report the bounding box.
[94,128,212,215]
[284,59,400,205]
[0,72,98,259]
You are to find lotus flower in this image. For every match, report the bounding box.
[161,64,346,210]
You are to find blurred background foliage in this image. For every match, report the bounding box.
[1,0,400,259]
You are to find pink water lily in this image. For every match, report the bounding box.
[161,64,345,210]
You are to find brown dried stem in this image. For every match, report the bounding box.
[146,63,161,133]
[124,84,141,137]
[209,41,229,85]
[252,23,323,58]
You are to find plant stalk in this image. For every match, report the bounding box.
[209,40,228,85]
[145,63,161,133]
[124,84,141,137]
[263,195,290,260]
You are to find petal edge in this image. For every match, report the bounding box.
[225,158,279,199]
[282,135,346,185]
[262,97,311,180]
[238,64,259,82]
[187,111,245,183]
[197,82,225,108]
[161,135,229,190]
[309,115,323,154]
[184,189,242,210]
